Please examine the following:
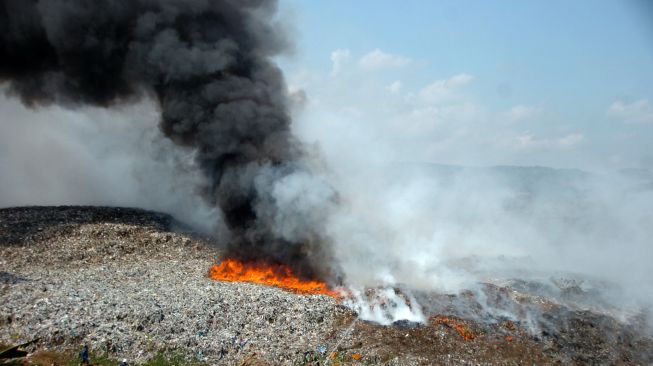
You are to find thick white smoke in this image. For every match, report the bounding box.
[0,90,222,234]
[285,66,653,325]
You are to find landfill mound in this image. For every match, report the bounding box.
[1,206,652,365]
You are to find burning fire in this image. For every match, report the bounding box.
[431,315,476,341]
[208,258,339,297]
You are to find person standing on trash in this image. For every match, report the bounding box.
[119,358,128,366]
[79,345,90,365]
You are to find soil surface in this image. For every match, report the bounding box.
[1,206,652,365]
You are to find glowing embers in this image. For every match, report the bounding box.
[431,315,476,341]
[208,258,339,297]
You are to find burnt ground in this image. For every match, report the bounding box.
[1,206,652,365]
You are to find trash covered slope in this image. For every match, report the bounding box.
[0,206,344,365]
[1,206,652,365]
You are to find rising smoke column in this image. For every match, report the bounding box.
[0,0,332,278]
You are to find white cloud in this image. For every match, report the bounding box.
[386,80,403,94]
[358,49,411,70]
[504,105,538,122]
[391,102,482,140]
[608,99,653,124]
[330,48,351,77]
[419,73,474,103]
[289,51,607,168]
[513,133,585,151]
[557,133,586,148]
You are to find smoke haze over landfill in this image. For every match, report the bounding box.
[1,0,653,325]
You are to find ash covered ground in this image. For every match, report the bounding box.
[1,206,652,365]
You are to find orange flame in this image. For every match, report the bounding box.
[431,315,476,341]
[208,258,339,297]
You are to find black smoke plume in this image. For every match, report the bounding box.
[0,0,331,278]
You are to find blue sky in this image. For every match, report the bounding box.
[278,0,653,171]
